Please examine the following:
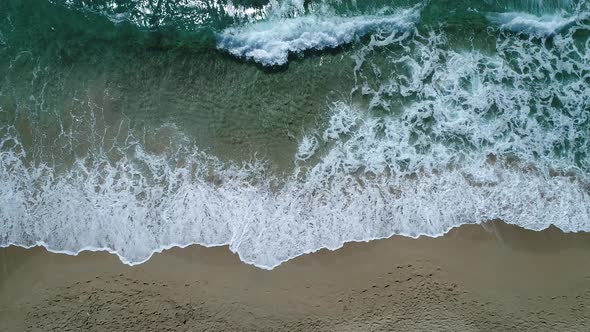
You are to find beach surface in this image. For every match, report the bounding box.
[1,221,589,331]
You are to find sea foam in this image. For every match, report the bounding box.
[216,8,419,66]
[2,4,590,270]
[1,115,589,270]
[487,11,588,36]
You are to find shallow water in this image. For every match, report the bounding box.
[1,0,589,268]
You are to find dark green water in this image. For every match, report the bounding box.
[1,0,589,268]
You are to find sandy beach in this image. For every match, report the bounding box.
[1,221,589,331]
[2,1,590,331]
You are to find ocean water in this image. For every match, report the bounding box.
[1,0,589,269]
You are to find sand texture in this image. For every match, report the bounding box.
[1,221,589,331]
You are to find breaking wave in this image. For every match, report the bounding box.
[216,7,419,66]
[487,11,588,36]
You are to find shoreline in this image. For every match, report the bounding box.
[1,220,590,331]
[2,219,577,270]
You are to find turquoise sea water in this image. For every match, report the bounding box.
[1,0,589,268]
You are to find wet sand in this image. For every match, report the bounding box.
[1,221,589,331]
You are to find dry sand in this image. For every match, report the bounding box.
[1,221,589,331]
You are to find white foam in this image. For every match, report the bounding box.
[2,9,590,270]
[487,11,588,36]
[295,134,319,161]
[2,123,589,269]
[216,8,419,66]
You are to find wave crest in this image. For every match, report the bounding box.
[487,10,589,37]
[216,8,419,66]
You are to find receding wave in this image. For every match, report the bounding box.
[2,132,588,269]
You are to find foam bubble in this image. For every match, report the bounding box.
[216,8,419,66]
[295,134,319,161]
